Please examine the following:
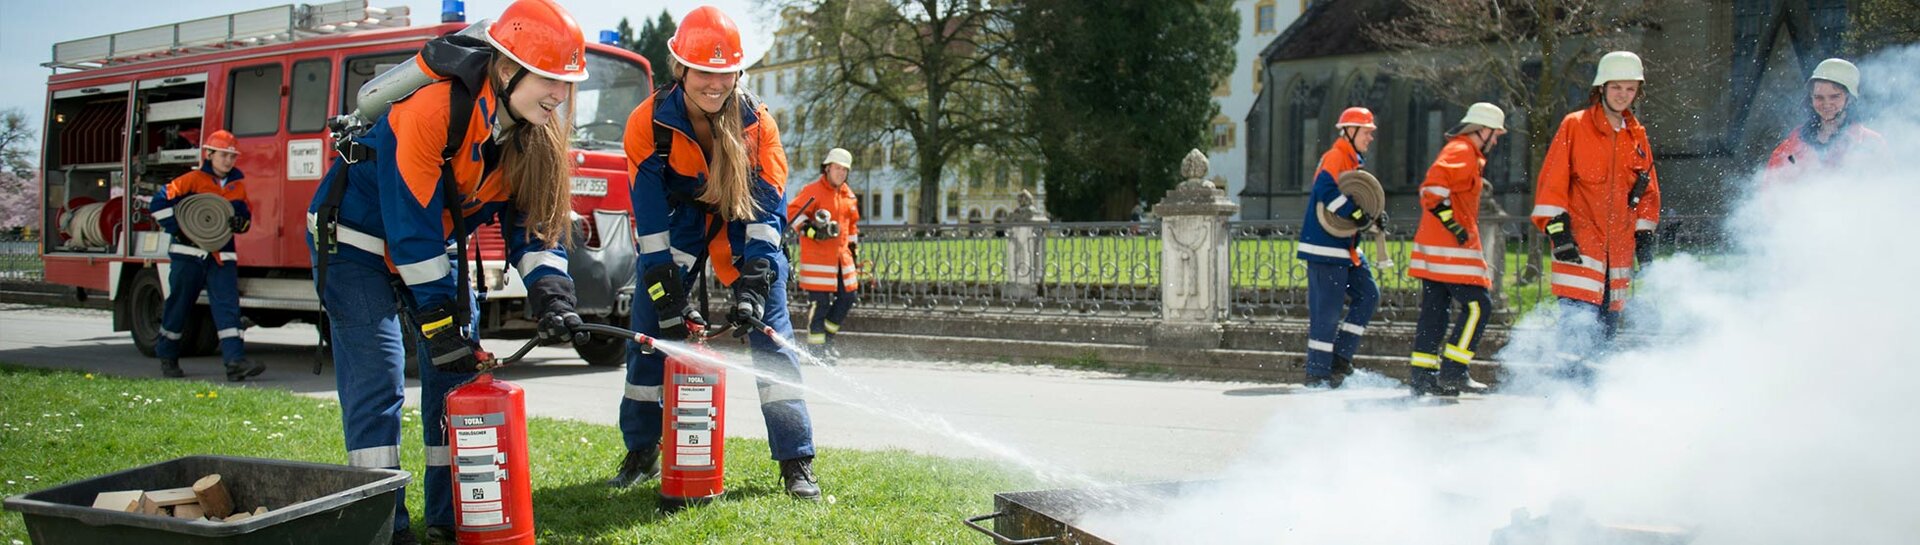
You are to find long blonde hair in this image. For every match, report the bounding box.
[492,56,574,247]
[674,60,758,221]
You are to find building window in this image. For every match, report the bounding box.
[776,71,786,93]
[1256,1,1277,34]
[1253,62,1265,95]
[1298,116,1319,188]
[1211,116,1235,150]
[946,191,959,219]
[893,193,905,221]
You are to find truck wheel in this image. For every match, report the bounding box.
[126,269,165,357]
[574,315,629,367]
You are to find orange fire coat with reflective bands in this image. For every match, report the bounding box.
[1409,135,1491,288]
[1531,103,1662,310]
[787,175,861,292]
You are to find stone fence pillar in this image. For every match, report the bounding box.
[1152,150,1238,347]
[1004,189,1047,299]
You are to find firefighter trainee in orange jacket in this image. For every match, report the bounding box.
[788,148,861,362]
[1763,58,1885,189]
[1531,51,1661,381]
[1407,103,1507,397]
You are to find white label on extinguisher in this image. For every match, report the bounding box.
[677,446,712,467]
[461,510,506,527]
[456,427,498,448]
[679,385,713,402]
[461,480,502,503]
[461,501,503,513]
[677,429,712,448]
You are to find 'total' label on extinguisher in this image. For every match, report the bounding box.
[450,412,512,531]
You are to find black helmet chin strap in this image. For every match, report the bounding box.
[499,67,531,125]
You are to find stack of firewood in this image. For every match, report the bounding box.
[89,474,271,522]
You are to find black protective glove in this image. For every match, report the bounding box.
[727,257,773,334]
[848,240,860,261]
[529,276,588,345]
[1430,201,1469,245]
[1544,213,1581,263]
[417,304,483,373]
[228,215,251,234]
[804,221,838,241]
[1634,230,1656,267]
[642,263,700,341]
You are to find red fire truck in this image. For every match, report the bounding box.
[36,1,647,367]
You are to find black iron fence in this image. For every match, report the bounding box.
[763,214,1725,324]
[0,230,41,282]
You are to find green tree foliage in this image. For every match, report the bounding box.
[1012,0,1237,221]
[621,10,678,87]
[1848,0,1920,56]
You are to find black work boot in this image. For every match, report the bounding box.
[160,359,184,378]
[1409,368,1458,397]
[421,525,456,545]
[390,527,419,545]
[607,445,660,488]
[780,456,821,500]
[224,359,264,382]
[1332,356,1355,378]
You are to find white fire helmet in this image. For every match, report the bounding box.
[1809,58,1860,96]
[1592,51,1645,87]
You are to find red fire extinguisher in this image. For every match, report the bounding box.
[445,372,535,544]
[657,328,728,509]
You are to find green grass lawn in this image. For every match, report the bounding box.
[0,365,1033,544]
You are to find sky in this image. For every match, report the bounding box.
[0,0,778,139]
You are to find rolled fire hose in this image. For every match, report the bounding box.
[63,203,107,248]
[174,193,235,253]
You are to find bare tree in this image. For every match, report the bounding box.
[1368,1,1662,284]
[1368,0,1660,174]
[769,0,1029,223]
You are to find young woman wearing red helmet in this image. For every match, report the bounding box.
[611,5,823,500]
[307,0,589,541]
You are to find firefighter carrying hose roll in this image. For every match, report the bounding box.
[1530,51,1662,386]
[305,0,589,542]
[612,5,821,500]
[1296,107,1384,389]
[149,129,262,381]
[789,147,862,364]
[1407,103,1507,397]
[1763,58,1885,188]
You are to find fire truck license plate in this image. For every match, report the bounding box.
[570,177,607,196]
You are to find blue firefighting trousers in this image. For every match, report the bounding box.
[155,252,245,362]
[1305,261,1380,378]
[317,257,475,531]
[622,264,816,461]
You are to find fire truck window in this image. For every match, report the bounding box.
[342,52,413,115]
[227,64,283,136]
[287,59,331,133]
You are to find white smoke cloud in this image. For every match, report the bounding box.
[1082,46,1920,544]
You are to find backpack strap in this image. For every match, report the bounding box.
[439,78,479,328]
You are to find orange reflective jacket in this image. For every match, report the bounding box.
[787,176,861,292]
[1409,136,1490,288]
[1763,122,1883,188]
[1531,103,1661,310]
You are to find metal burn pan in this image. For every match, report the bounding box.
[962,481,1207,545]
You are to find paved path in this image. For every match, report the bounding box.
[0,303,1534,484]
